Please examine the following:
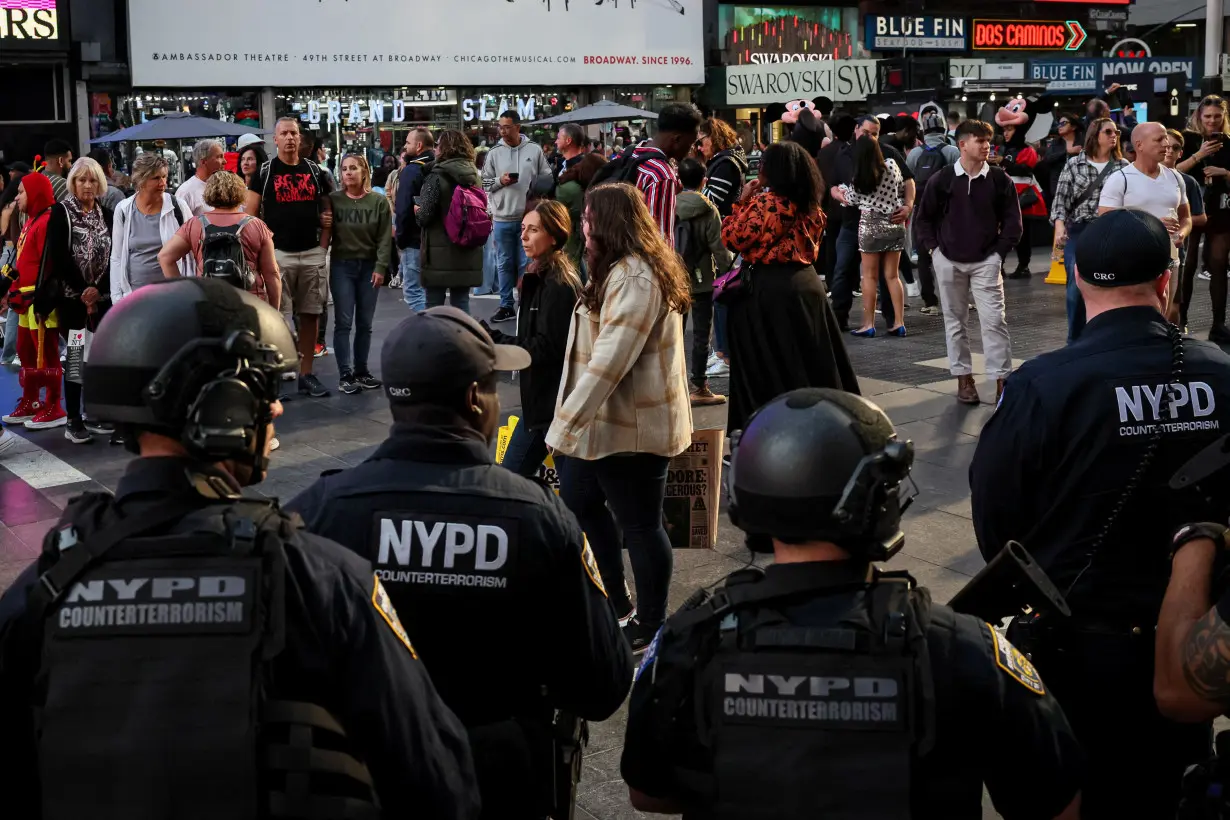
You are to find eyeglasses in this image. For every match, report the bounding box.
[1101,128,1118,136]
[1058,120,1071,127]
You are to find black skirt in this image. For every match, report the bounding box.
[725,262,861,433]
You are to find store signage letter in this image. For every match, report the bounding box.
[462,97,536,123]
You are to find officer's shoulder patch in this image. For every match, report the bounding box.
[634,625,664,683]
[581,536,607,598]
[372,575,418,659]
[986,623,1044,695]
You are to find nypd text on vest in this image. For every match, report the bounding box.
[723,673,901,725]
[58,574,249,631]
[1115,380,1219,438]
[373,512,517,590]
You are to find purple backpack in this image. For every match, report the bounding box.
[445,182,493,248]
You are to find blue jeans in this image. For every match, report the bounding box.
[1064,223,1087,344]
[473,233,499,296]
[493,220,527,309]
[557,452,673,626]
[400,247,425,312]
[425,287,471,315]
[2,309,17,363]
[501,423,548,478]
[330,258,380,374]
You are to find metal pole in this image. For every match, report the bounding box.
[1206,0,1224,81]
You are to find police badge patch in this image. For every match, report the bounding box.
[581,536,607,597]
[987,624,1044,695]
[372,575,418,659]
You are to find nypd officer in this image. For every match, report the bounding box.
[287,306,634,819]
[622,388,1083,819]
[0,279,479,819]
[971,209,1230,819]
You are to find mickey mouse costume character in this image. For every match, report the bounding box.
[776,98,832,156]
[995,97,1049,279]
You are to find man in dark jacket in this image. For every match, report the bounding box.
[288,308,633,819]
[395,127,436,312]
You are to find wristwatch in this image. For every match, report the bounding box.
[1170,522,1230,562]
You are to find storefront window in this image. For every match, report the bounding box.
[458,89,580,147]
[276,88,461,170]
[717,5,867,65]
[114,90,260,132]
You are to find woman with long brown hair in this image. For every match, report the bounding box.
[722,140,859,433]
[697,116,747,219]
[485,200,581,477]
[547,182,692,652]
[1179,95,1230,339]
[1050,116,1125,342]
[416,129,484,314]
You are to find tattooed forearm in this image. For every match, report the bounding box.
[1182,607,1230,704]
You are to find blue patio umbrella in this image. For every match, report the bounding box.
[90,112,269,144]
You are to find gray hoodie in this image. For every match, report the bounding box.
[481,134,552,222]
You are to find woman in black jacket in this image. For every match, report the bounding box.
[484,200,581,478]
[32,157,113,444]
[698,117,748,219]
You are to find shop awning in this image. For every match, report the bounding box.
[527,100,659,126]
[90,112,271,144]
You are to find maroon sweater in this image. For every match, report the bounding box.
[915,163,1022,264]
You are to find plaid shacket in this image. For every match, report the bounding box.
[547,255,693,460]
[1049,152,1128,226]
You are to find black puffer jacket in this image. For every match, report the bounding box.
[487,257,580,430]
[703,146,749,219]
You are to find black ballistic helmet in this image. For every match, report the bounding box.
[727,388,916,560]
[83,279,296,479]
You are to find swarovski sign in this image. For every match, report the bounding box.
[724,60,879,104]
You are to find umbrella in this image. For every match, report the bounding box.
[528,100,660,126]
[90,112,270,144]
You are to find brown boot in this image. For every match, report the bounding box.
[996,378,1006,404]
[956,375,980,405]
[690,382,727,407]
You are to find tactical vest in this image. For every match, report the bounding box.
[27,492,381,820]
[667,569,936,820]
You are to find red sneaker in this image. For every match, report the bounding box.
[313,343,327,358]
[24,404,66,430]
[3,397,38,424]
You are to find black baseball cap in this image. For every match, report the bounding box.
[1076,209,1173,288]
[381,306,530,403]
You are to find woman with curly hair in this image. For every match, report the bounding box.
[547,182,692,652]
[721,140,859,433]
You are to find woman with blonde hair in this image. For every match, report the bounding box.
[326,153,391,394]
[484,200,582,477]
[547,182,692,651]
[32,157,114,441]
[1179,95,1230,340]
[416,129,484,313]
[159,170,280,307]
[111,151,192,303]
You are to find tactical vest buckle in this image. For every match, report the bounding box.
[38,572,63,603]
[230,516,258,552]
[709,590,733,618]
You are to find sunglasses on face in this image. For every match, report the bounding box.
[1058,120,1071,127]
[1101,128,1118,136]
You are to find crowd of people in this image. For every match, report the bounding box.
[5,80,1230,820]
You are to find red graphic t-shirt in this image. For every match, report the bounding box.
[248,156,334,252]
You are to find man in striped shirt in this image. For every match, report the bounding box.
[627,103,701,247]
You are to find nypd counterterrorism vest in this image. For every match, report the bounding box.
[28,493,380,820]
[670,570,936,820]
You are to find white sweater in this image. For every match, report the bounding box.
[110,193,194,303]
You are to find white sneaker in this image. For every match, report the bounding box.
[706,358,730,377]
[281,370,297,382]
[1199,270,1212,281]
[906,281,921,298]
[0,429,17,456]
[269,437,280,452]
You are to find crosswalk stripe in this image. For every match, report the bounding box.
[0,432,90,489]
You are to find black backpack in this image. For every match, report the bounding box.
[674,217,708,285]
[198,214,257,291]
[913,144,950,191]
[591,146,656,187]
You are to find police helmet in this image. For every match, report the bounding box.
[83,279,296,479]
[727,388,916,560]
